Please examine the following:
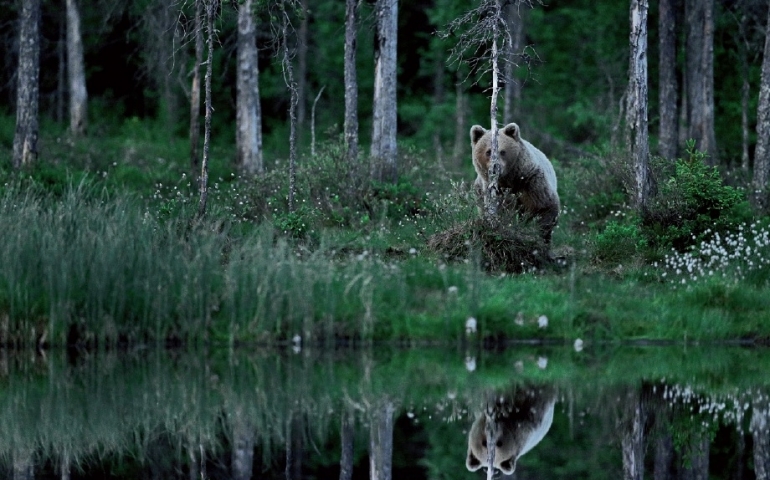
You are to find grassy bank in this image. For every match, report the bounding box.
[1,119,770,346]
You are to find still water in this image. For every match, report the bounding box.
[0,346,767,479]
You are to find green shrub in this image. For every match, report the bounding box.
[593,220,646,264]
[642,141,750,251]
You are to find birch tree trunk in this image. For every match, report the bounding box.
[279,0,299,213]
[12,0,41,169]
[236,0,264,176]
[503,2,526,124]
[484,0,505,220]
[190,0,204,188]
[685,0,717,164]
[369,401,394,480]
[753,5,770,211]
[66,0,87,136]
[344,0,359,165]
[197,0,216,219]
[657,0,677,160]
[370,0,399,184]
[626,0,651,213]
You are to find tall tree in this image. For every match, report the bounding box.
[685,0,717,164]
[370,0,399,183]
[296,0,309,134]
[12,0,41,169]
[658,0,677,159]
[66,0,87,136]
[140,1,180,130]
[503,2,527,124]
[277,0,300,213]
[344,0,359,166]
[626,0,652,212]
[197,0,217,219]
[190,0,204,187]
[754,4,770,211]
[236,0,264,176]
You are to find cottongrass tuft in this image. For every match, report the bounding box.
[655,222,770,285]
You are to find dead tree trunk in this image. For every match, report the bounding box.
[626,0,652,213]
[344,0,359,166]
[12,0,41,169]
[484,0,506,220]
[190,0,204,189]
[279,0,299,213]
[658,0,677,160]
[197,0,216,219]
[236,0,264,176]
[753,4,770,211]
[370,0,399,184]
[685,0,717,164]
[66,0,87,136]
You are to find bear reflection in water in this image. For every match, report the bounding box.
[466,385,557,476]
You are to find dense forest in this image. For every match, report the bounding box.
[0,0,768,168]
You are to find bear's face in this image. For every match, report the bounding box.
[470,123,528,184]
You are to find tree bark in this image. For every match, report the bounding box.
[485,0,504,220]
[339,409,354,480]
[369,401,394,480]
[12,0,41,169]
[236,0,264,176]
[344,0,359,165]
[66,0,87,136]
[190,0,204,188]
[197,0,216,219]
[503,2,526,124]
[296,0,308,135]
[370,0,399,183]
[753,4,770,211]
[657,0,677,160]
[56,12,65,124]
[280,0,299,213]
[452,70,468,165]
[626,0,652,213]
[685,0,717,164]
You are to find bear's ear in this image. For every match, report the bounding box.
[466,449,483,472]
[499,456,516,475]
[503,122,521,141]
[470,125,486,145]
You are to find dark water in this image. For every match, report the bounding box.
[0,346,768,479]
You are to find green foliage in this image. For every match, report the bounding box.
[593,220,647,264]
[642,141,751,251]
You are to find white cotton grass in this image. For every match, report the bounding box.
[655,222,770,286]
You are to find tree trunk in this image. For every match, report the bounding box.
[60,449,70,480]
[738,12,751,173]
[190,0,204,188]
[339,409,354,480]
[753,4,770,211]
[13,450,33,480]
[142,2,178,130]
[503,2,526,123]
[280,0,299,213]
[66,0,87,136]
[197,0,216,219]
[452,70,468,165]
[654,430,674,480]
[56,13,65,124]
[344,0,359,166]
[626,0,652,213]
[432,53,445,165]
[370,0,399,183]
[485,0,504,220]
[311,86,324,157]
[12,0,41,169]
[369,401,394,480]
[685,0,717,164]
[658,0,677,160]
[296,0,308,136]
[236,0,264,176]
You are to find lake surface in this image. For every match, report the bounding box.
[0,345,767,479]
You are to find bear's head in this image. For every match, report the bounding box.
[465,386,556,475]
[470,122,527,183]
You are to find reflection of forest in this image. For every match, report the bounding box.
[0,348,769,479]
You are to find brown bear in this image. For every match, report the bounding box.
[466,385,556,475]
[471,123,560,245]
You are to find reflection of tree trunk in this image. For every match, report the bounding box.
[680,432,709,480]
[369,401,394,480]
[654,431,674,480]
[285,414,303,480]
[232,411,254,480]
[621,390,644,480]
[12,0,41,168]
[339,409,355,480]
[61,450,70,480]
[13,450,34,480]
[752,398,770,480]
[66,0,87,135]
